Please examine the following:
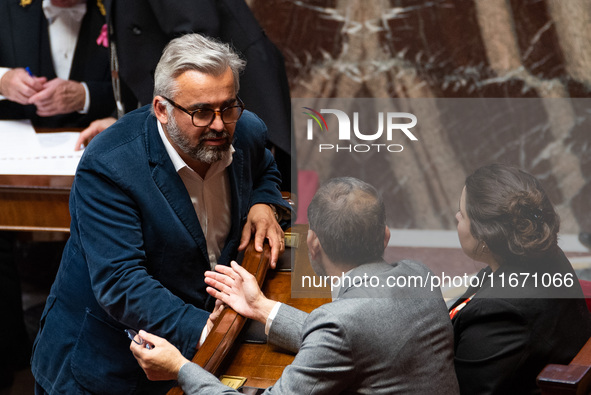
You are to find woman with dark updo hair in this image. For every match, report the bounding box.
[449,164,591,394]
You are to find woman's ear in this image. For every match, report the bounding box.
[479,241,488,255]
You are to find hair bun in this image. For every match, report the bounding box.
[507,191,557,256]
[464,164,560,264]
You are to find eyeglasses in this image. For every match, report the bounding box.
[161,96,244,127]
[125,329,153,349]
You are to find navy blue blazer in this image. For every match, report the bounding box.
[0,0,115,127]
[31,106,289,394]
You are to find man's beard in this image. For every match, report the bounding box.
[167,111,231,164]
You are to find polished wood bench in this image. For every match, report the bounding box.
[537,337,591,394]
[0,174,73,232]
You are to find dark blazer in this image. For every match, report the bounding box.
[31,105,290,394]
[103,0,294,189]
[450,248,591,395]
[0,0,115,128]
[177,261,461,394]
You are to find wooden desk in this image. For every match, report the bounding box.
[0,174,73,232]
[0,126,78,232]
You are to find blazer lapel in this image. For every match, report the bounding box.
[103,0,113,23]
[70,3,97,80]
[218,145,245,266]
[144,115,209,263]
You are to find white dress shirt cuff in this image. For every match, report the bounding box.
[78,82,90,114]
[265,302,282,336]
[0,67,10,100]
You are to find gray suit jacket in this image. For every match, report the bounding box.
[178,260,460,394]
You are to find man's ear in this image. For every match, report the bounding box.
[384,226,391,250]
[307,230,322,259]
[153,96,169,124]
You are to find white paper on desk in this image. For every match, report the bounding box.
[0,120,82,175]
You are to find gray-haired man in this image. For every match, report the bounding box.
[31,33,290,395]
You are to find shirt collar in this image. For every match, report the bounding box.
[157,120,234,178]
[42,0,87,23]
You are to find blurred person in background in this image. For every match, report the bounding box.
[0,0,114,388]
[0,0,115,128]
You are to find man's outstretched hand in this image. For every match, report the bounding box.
[205,261,277,324]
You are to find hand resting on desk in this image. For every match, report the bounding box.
[238,204,285,269]
[75,116,116,150]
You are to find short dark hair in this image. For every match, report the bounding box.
[307,177,386,265]
[465,164,560,265]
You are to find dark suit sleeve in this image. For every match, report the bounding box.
[70,3,115,122]
[453,299,530,395]
[85,80,116,121]
[71,153,208,358]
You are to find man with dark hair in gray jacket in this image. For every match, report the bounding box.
[130,177,460,394]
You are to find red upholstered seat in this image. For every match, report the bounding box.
[580,279,591,313]
[295,170,319,224]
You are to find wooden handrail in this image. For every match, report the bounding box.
[167,241,270,395]
[537,337,591,395]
